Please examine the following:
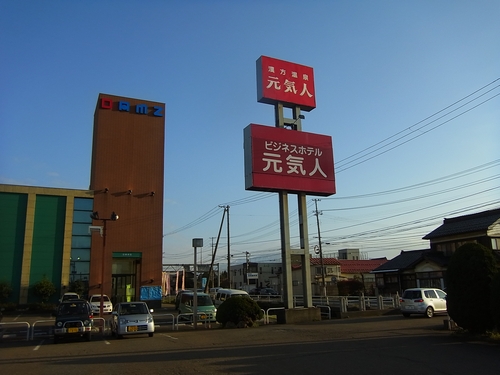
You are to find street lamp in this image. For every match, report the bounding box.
[90,211,119,318]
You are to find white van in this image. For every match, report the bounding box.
[214,289,250,307]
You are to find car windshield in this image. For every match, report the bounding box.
[91,296,110,302]
[403,290,422,299]
[62,294,79,301]
[197,295,214,306]
[119,303,148,315]
[58,303,87,315]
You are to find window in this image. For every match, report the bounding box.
[424,290,437,299]
[74,198,93,211]
[436,290,446,299]
[492,238,500,250]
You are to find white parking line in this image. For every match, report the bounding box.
[160,334,178,340]
[33,340,44,350]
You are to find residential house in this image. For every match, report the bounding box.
[290,255,387,296]
[337,258,388,294]
[371,208,500,296]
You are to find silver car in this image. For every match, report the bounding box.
[111,302,155,338]
[400,288,447,318]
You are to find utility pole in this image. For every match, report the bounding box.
[227,205,231,288]
[218,205,231,288]
[313,199,327,297]
[246,251,250,286]
[205,211,225,294]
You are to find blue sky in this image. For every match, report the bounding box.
[1,1,499,267]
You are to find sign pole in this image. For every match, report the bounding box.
[192,238,203,329]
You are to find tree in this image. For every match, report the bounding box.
[68,280,86,297]
[446,243,498,333]
[32,276,56,303]
[337,279,364,296]
[0,281,13,302]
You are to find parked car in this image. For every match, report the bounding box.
[58,292,80,303]
[89,294,113,314]
[174,289,204,309]
[249,287,279,296]
[177,291,217,322]
[400,288,447,318]
[214,289,250,307]
[111,301,155,338]
[53,299,94,344]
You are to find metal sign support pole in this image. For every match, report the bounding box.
[275,103,312,309]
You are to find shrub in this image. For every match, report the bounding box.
[490,272,500,331]
[337,279,364,295]
[0,281,13,302]
[32,276,56,303]
[216,296,263,328]
[446,243,498,333]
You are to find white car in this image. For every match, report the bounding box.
[400,288,447,318]
[59,292,80,303]
[111,302,155,338]
[89,294,113,314]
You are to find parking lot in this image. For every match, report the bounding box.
[1,311,500,375]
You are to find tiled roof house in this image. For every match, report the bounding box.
[371,208,500,295]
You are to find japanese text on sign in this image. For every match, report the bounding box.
[257,56,316,111]
[244,124,335,196]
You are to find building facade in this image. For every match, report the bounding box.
[0,93,165,307]
[0,185,93,304]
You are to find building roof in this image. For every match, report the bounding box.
[371,249,449,273]
[309,257,341,266]
[371,249,426,273]
[337,259,388,274]
[423,208,500,240]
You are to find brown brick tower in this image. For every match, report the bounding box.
[89,93,165,307]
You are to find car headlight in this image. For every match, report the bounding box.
[120,318,127,324]
[57,321,63,327]
[147,316,153,323]
[84,320,91,326]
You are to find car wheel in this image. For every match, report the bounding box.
[149,332,154,337]
[85,332,92,341]
[425,306,434,318]
[402,313,410,317]
[53,336,58,344]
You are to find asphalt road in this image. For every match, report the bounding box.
[1,314,499,375]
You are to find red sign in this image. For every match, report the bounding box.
[244,124,335,196]
[256,56,316,111]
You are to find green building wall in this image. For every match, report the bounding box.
[0,192,27,303]
[0,185,93,305]
[28,195,66,303]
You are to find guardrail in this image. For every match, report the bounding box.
[175,312,216,330]
[92,317,108,333]
[292,294,400,314]
[0,321,31,341]
[153,313,175,331]
[316,305,331,320]
[265,307,285,324]
[30,319,54,340]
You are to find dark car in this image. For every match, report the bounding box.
[53,299,94,344]
[249,287,279,296]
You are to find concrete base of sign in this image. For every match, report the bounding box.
[276,307,321,324]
